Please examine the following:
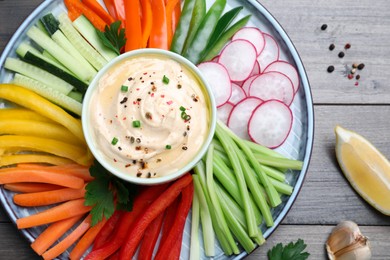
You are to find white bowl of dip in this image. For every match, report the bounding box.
[82,49,216,185]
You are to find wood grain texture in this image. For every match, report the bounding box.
[0,0,389,259]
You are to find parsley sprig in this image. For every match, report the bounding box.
[267,239,310,260]
[85,160,137,226]
[96,21,126,55]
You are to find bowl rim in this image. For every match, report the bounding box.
[82,48,217,185]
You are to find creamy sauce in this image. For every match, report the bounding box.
[89,55,210,178]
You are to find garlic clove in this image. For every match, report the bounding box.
[326,220,371,260]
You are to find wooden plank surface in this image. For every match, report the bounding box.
[1,0,389,259]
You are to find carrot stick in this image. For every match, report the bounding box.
[82,0,115,25]
[138,211,165,260]
[124,0,142,51]
[16,163,94,182]
[119,174,192,258]
[103,0,118,20]
[140,0,153,48]
[0,168,85,189]
[64,0,108,31]
[69,217,108,260]
[149,0,169,49]
[67,3,83,21]
[13,186,86,207]
[171,0,181,33]
[113,0,126,26]
[0,154,74,168]
[4,183,64,193]
[165,0,180,48]
[42,214,92,260]
[31,215,83,255]
[92,210,123,250]
[16,199,91,229]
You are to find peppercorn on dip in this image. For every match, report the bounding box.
[88,54,210,178]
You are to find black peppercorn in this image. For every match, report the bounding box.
[327,65,335,73]
[321,24,328,30]
[338,51,345,58]
[329,44,335,51]
[357,63,365,70]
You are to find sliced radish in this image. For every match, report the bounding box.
[249,71,294,106]
[257,33,279,72]
[264,60,300,93]
[248,100,293,148]
[211,55,220,62]
[228,82,247,105]
[250,61,261,77]
[227,97,263,140]
[217,102,234,125]
[197,61,232,107]
[242,75,258,95]
[218,39,257,82]
[232,27,265,55]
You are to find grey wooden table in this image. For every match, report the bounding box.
[0,0,389,259]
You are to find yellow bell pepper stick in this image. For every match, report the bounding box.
[0,135,90,166]
[0,154,74,167]
[0,119,84,146]
[0,84,84,142]
[0,108,55,123]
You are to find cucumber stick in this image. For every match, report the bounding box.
[5,58,73,95]
[58,13,107,71]
[26,25,96,82]
[73,15,118,61]
[12,73,82,116]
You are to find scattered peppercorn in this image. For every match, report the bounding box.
[338,51,345,58]
[352,63,358,68]
[351,68,357,74]
[344,43,351,49]
[329,44,335,51]
[347,74,354,79]
[327,65,335,73]
[356,75,361,80]
[182,146,188,150]
[357,63,365,70]
[321,24,328,30]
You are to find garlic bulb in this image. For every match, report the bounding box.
[326,221,371,260]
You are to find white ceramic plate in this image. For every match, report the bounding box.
[0,0,314,259]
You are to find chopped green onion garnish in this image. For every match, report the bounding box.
[111,137,119,145]
[165,144,172,149]
[162,75,170,84]
[132,120,141,128]
[185,115,191,121]
[181,111,187,119]
[180,106,186,111]
[121,85,128,92]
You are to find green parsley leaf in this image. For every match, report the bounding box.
[96,21,126,55]
[85,160,138,226]
[267,239,310,260]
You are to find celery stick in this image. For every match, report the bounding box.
[205,145,239,254]
[271,178,293,195]
[215,124,258,237]
[193,164,233,255]
[262,164,286,182]
[190,191,200,260]
[253,152,303,170]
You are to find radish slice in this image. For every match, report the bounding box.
[211,55,220,62]
[227,97,263,140]
[249,71,294,106]
[242,75,258,95]
[229,82,247,105]
[248,100,293,148]
[217,102,234,125]
[232,27,265,55]
[218,39,257,82]
[264,60,300,93]
[250,61,261,77]
[257,33,279,72]
[197,62,232,107]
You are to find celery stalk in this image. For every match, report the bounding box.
[190,192,200,260]
[253,152,303,170]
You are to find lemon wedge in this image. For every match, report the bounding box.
[335,125,390,215]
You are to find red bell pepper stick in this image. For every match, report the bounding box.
[124,0,142,51]
[171,1,182,33]
[92,210,124,250]
[165,0,181,48]
[138,211,165,260]
[119,173,193,258]
[160,195,179,242]
[155,183,193,260]
[148,0,169,49]
[85,184,168,259]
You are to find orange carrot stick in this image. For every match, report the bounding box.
[165,0,180,48]
[124,0,142,51]
[64,0,108,31]
[4,183,64,193]
[69,217,108,260]
[42,214,93,260]
[172,0,181,33]
[149,0,168,49]
[16,199,91,229]
[31,215,83,255]
[67,4,83,21]
[140,0,153,48]
[13,186,86,207]
[82,0,115,25]
[103,0,118,20]
[0,168,84,189]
